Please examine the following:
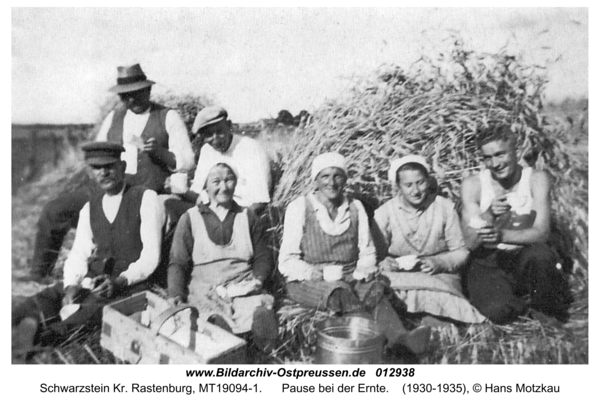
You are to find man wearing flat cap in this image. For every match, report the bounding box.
[12,142,165,361]
[31,64,194,281]
[186,106,272,214]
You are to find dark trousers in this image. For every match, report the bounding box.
[465,244,572,324]
[12,281,149,345]
[32,189,92,278]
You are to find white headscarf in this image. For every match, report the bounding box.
[204,161,239,188]
[388,155,430,184]
[311,152,347,181]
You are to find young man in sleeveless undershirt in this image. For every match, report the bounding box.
[460,125,572,324]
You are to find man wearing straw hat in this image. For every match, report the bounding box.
[460,125,572,324]
[31,64,195,282]
[13,142,165,362]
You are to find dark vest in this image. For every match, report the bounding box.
[300,196,360,265]
[88,185,146,278]
[107,102,170,192]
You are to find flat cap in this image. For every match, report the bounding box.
[192,106,228,134]
[81,142,125,166]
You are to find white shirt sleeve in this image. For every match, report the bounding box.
[189,145,213,195]
[165,110,195,173]
[119,189,165,285]
[95,111,114,142]
[64,191,165,287]
[233,137,271,205]
[353,200,378,274]
[62,203,94,287]
[278,197,315,281]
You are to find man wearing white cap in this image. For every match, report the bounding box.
[31,64,194,281]
[373,155,482,324]
[187,106,271,214]
[279,152,431,356]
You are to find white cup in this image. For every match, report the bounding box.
[469,216,489,229]
[323,265,344,282]
[60,304,80,321]
[81,277,93,290]
[170,173,189,194]
[395,255,420,271]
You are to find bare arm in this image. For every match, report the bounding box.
[118,190,165,285]
[460,175,486,251]
[500,170,551,245]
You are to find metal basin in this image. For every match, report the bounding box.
[315,316,385,364]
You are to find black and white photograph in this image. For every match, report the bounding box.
[9,4,590,386]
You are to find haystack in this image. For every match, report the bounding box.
[271,41,588,282]
[267,42,588,363]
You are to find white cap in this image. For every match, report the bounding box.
[311,152,347,181]
[388,155,430,183]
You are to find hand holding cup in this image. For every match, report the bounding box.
[395,255,420,271]
[323,265,344,282]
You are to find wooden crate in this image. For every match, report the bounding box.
[100,291,246,364]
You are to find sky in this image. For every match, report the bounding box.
[11,7,589,124]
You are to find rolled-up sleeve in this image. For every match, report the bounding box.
[373,204,392,260]
[94,112,113,142]
[354,200,378,273]
[235,138,271,205]
[62,203,94,287]
[431,200,469,272]
[278,197,315,282]
[166,110,195,172]
[119,190,165,285]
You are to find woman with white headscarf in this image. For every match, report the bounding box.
[373,155,485,324]
[168,162,278,353]
[279,152,430,355]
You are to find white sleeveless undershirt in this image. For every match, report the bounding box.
[479,167,534,250]
[479,166,534,215]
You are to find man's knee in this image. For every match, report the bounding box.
[466,268,526,324]
[39,194,87,229]
[518,244,571,296]
[518,243,558,267]
[38,199,65,227]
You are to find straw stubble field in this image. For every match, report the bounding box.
[12,43,588,364]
